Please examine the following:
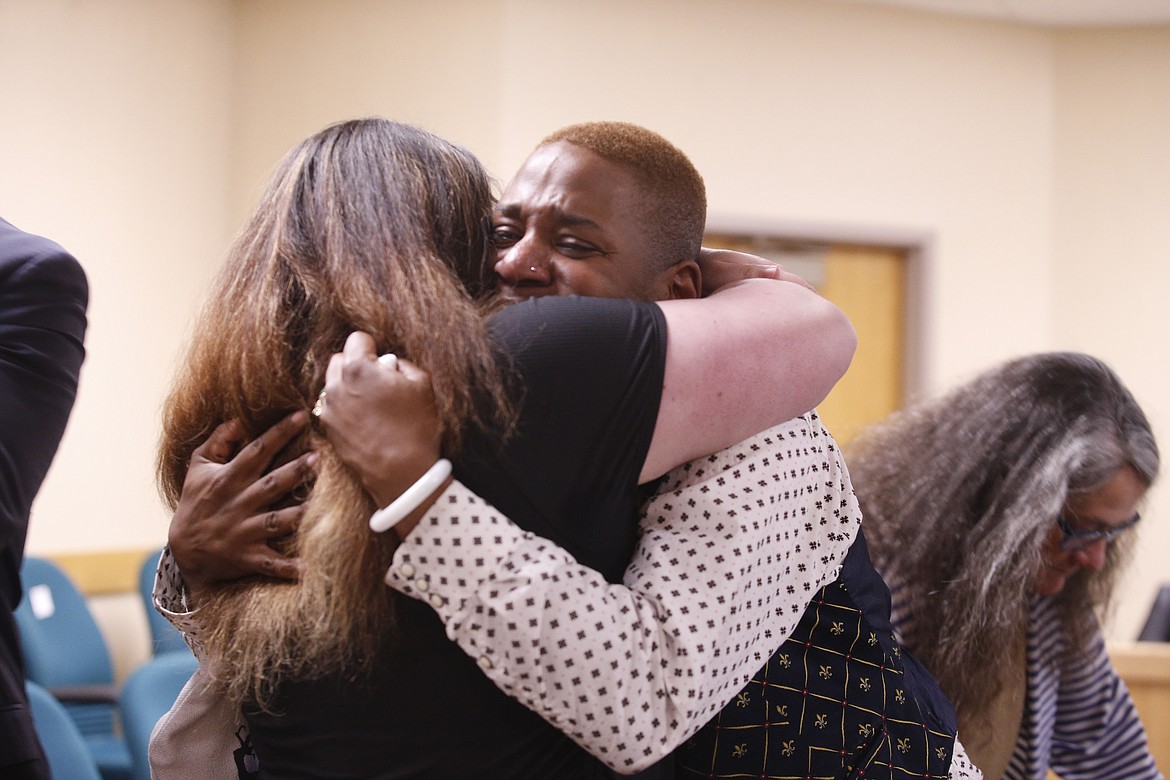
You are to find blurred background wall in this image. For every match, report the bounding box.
[1,0,1167,673]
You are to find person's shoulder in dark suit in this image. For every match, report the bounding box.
[0,216,89,326]
[0,216,88,779]
[0,214,89,548]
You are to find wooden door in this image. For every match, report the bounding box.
[816,244,905,443]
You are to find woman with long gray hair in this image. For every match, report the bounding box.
[849,352,1160,780]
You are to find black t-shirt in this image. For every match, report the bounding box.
[246,296,668,779]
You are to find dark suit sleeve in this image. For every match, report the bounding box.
[0,231,88,552]
[0,222,87,770]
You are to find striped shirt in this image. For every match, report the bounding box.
[1005,595,1161,780]
[887,581,1161,780]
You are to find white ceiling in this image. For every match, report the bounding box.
[834,0,1170,27]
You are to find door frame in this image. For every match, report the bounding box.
[705,214,935,405]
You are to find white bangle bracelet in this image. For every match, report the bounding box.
[369,458,453,533]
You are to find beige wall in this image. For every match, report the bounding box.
[1,0,1168,659]
[229,0,507,219]
[1051,26,1170,639]
[0,0,237,555]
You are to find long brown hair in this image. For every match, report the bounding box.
[156,118,509,707]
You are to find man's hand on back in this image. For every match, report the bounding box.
[169,411,315,594]
[697,247,818,297]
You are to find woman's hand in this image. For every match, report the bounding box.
[318,332,445,537]
[168,411,315,592]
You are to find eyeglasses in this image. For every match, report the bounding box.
[1056,512,1141,551]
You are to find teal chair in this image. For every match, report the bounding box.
[119,651,199,780]
[26,680,103,780]
[14,557,133,780]
[137,549,190,657]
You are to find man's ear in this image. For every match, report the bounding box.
[661,259,701,300]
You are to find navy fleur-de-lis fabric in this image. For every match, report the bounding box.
[676,535,956,779]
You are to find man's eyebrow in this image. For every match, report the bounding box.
[493,201,602,230]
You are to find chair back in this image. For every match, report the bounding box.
[15,556,115,689]
[26,680,103,780]
[15,557,133,780]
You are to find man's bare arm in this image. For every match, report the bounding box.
[644,276,855,481]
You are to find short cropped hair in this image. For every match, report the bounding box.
[540,122,706,270]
